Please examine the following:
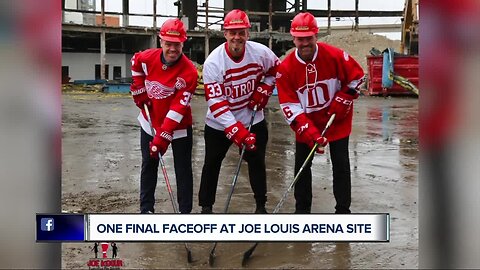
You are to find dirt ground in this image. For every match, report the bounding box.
[62,91,418,269]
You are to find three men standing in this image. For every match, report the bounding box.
[130,11,363,215]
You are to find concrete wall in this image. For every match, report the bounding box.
[125,53,133,77]
[65,0,77,9]
[62,52,130,81]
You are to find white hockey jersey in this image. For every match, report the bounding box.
[203,41,279,130]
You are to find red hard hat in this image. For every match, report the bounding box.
[290,12,318,37]
[159,18,187,42]
[223,9,251,29]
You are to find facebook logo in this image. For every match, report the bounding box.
[41,218,54,232]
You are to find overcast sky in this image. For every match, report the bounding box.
[76,0,406,39]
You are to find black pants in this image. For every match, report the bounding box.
[140,127,193,214]
[199,120,268,208]
[294,136,351,214]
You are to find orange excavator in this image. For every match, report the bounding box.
[400,0,419,55]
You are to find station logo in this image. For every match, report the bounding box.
[87,242,124,270]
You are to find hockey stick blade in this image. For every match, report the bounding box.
[242,243,258,266]
[208,249,216,267]
[186,248,193,263]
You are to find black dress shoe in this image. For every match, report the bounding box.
[294,209,310,214]
[255,206,268,214]
[201,206,213,214]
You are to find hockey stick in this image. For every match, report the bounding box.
[241,113,336,266]
[144,104,193,263]
[208,105,258,267]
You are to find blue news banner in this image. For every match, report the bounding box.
[36,214,85,241]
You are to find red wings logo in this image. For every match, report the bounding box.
[145,80,175,99]
[175,77,186,89]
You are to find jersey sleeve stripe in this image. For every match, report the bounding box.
[132,70,145,76]
[263,75,276,86]
[280,103,304,125]
[209,100,229,113]
[213,107,230,118]
[347,77,365,89]
[166,110,183,123]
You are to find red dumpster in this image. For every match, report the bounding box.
[366,55,419,96]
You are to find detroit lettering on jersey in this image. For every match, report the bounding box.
[206,78,257,102]
[224,78,256,100]
[223,63,262,101]
[207,63,261,101]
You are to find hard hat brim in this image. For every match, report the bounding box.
[290,30,317,37]
[223,25,250,30]
[159,35,186,43]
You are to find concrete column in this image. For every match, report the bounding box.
[152,0,158,48]
[327,0,331,35]
[204,0,209,60]
[268,0,272,49]
[100,0,106,80]
[153,0,157,29]
[100,31,106,80]
[355,0,359,32]
[122,0,129,27]
[101,0,105,26]
[62,0,65,23]
[151,34,157,49]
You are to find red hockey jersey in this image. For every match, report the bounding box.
[130,48,197,138]
[277,42,364,142]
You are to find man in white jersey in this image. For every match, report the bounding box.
[198,9,280,214]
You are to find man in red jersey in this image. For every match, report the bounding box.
[198,9,280,214]
[130,18,198,214]
[276,12,364,214]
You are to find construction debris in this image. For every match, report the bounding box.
[281,32,401,71]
